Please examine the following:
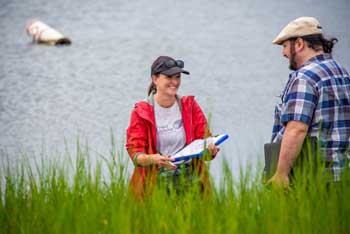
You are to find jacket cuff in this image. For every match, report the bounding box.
[132,152,143,167]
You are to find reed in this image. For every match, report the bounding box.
[0,143,349,234]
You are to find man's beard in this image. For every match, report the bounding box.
[289,43,298,71]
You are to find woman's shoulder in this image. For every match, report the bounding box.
[179,95,205,111]
[129,100,155,122]
[181,95,205,106]
[179,95,195,103]
[133,100,152,111]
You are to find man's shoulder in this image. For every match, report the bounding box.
[294,63,324,84]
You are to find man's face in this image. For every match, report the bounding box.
[282,40,298,71]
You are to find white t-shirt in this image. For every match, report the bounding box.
[154,100,186,156]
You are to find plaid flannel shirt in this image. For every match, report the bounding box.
[272,54,350,181]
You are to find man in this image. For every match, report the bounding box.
[267,16,350,187]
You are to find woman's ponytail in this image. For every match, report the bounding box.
[148,82,156,96]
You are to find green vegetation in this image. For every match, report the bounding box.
[1,143,349,234]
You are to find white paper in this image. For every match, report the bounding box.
[170,134,228,164]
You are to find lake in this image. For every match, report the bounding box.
[0,0,349,182]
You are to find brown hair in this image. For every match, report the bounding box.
[301,34,338,54]
[148,56,174,96]
[147,74,159,96]
[147,81,156,96]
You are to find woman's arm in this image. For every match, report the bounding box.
[126,109,148,162]
[126,109,175,169]
[192,99,219,159]
[192,99,210,139]
[136,153,175,169]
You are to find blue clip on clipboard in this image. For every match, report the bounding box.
[171,134,229,164]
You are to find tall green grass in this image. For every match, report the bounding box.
[1,143,349,234]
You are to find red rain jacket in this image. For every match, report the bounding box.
[126,95,214,197]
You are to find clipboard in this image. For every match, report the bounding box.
[264,137,319,180]
[264,142,281,180]
[171,134,229,165]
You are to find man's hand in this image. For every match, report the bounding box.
[266,172,290,188]
[267,121,308,188]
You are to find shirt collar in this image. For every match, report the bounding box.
[301,53,332,68]
[285,53,332,96]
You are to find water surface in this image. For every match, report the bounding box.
[1,0,349,181]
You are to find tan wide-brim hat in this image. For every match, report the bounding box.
[272,17,323,45]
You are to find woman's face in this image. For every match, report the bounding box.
[153,73,181,97]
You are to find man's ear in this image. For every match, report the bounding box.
[295,38,305,52]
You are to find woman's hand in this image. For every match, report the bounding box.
[208,143,220,156]
[139,153,176,170]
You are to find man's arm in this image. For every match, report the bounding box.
[267,120,308,187]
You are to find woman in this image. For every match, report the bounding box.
[126,56,219,197]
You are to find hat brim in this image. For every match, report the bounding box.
[161,67,190,76]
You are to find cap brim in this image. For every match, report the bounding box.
[161,67,190,76]
[272,38,284,45]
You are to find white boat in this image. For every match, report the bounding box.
[26,20,71,45]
